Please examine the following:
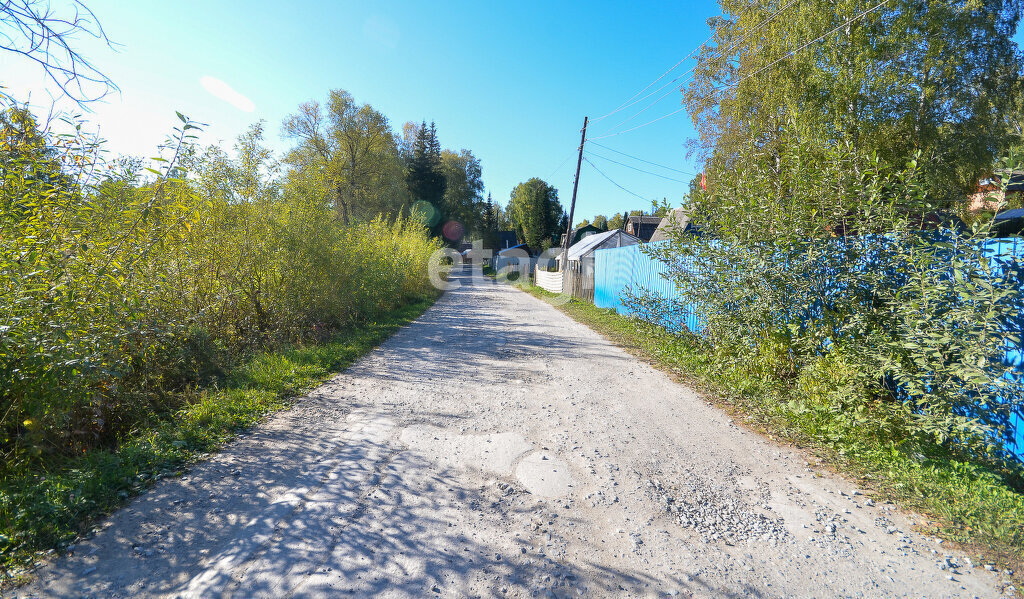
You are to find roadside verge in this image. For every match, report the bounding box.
[0,294,439,584]
[513,280,1024,586]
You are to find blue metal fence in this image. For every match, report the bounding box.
[594,238,1024,461]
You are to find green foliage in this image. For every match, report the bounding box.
[651,142,1023,459]
[406,121,447,233]
[508,177,564,250]
[0,102,443,572]
[0,298,436,576]
[686,0,1023,207]
[519,281,1024,573]
[439,148,484,243]
[282,89,406,224]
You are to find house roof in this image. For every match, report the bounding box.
[990,170,1024,193]
[562,229,641,261]
[496,243,527,255]
[626,215,663,225]
[625,215,661,242]
[496,231,518,249]
[994,208,1024,221]
[649,208,693,242]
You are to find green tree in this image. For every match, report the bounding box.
[608,212,627,231]
[685,0,1023,208]
[440,148,484,241]
[282,89,403,224]
[406,121,447,233]
[508,178,563,250]
[592,214,608,230]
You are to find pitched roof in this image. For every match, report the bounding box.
[626,215,663,225]
[563,229,641,261]
[649,208,693,242]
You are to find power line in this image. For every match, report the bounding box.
[588,141,696,175]
[583,156,654,203]
[590,39,712,123]
[588,107,687,140]
[716,0,891,91]
[593,0,801,137]
[546,150,576,180]
[586,150,691,183]
[588,0,887,141]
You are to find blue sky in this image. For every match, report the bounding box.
[4,1,1021,224]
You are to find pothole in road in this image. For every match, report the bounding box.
[398,426,573,498]
[648,476,790,545]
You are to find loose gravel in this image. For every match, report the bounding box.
[11,267,1015,598]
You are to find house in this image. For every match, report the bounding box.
[495,231,519,251]
[493,243,537,276]
[625,215,662,242]
[969,170,1024,213]
[649,208,695,242]
[559,223,604,248]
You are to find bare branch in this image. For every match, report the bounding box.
[0,0,119,106]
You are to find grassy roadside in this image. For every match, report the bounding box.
[0,294,438,582]
[515,280,1024,583]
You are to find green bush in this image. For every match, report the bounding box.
[0,106,440,476]
[643,142,1024,464]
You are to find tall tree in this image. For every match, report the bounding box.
[508,178,563,250]
[282,89,402,224]
[406,121,447,233]
[440,148,484,241]
[592,214,609,230]
[684,0,1024,207]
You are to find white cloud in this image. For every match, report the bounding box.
[199,76,255,113]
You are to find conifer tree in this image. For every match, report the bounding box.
[406,121,447,234]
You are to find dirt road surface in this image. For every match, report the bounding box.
[13,268,1014,598]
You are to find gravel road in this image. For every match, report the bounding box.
[13,267,1016,598]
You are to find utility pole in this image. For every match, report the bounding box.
[560,116,588,288]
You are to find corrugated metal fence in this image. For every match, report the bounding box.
[594,241,699,332]
[594,237,1024,461]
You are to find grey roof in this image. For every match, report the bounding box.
[561,229,641,262]
[649,208,692,242]
[626,215,663,225]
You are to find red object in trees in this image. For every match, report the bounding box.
[700,172,706,190]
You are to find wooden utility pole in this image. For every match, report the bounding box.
[560,116,588,286]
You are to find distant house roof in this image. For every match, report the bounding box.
[560,224,604,247]
[496,231,518,250]
[649,208,694,242]
[496,243,527,256]
[625,215,662,242]
[559,229,641,262]
[983,170,1024,193]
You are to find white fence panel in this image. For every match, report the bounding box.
[535,267,562,294]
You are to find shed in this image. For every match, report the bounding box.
[558,229,640,263]
[556,230,641,301]
[994,208,1024,237]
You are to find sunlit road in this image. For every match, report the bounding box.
[15,267,1008,598]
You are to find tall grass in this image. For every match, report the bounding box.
[0,106,441,570]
